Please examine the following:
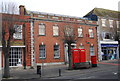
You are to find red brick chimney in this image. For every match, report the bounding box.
[19,5,25,15]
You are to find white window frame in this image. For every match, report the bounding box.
[78,27,83,37]
[109,20,113,28]
[39,23,45,35]
[39,45,46,59]
[101,19,106,27]
[54,45,60,58]
[9,48,22,67]
[90,46,94,56]
[88,28,94,38]
[13,25,23,39]
[53,25,59,36]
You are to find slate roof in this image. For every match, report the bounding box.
[84,8,120,19]
[25,10,88,20]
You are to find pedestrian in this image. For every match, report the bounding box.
[113,50,117,60]
[111,54,114,60]
[108,51,112,60]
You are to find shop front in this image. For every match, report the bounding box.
[101,42,119,60]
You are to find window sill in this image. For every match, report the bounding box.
[78,36,83,38]
[53,35,59,37]
[54,57,60,59]
[14,38,22,40]
[39,57,46,59]
[89,37,94,39]
[38,35,46,36]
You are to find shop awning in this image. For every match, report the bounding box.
[100,41,119,47]
[100,41,118,44]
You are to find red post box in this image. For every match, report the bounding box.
[72,49,80,68]
[72,49,90,69]
[80,49,86,63]
[91,56,97,67]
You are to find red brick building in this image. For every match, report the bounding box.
[19,5,98,66]
[0,5,98,69]
[0,12,31,68]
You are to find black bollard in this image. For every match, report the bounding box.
[59,69,61,76]
[37,66,41,77]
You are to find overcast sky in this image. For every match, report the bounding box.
[0,0,120,17]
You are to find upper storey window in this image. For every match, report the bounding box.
[101,19,106,27]
[109,20,113,28]
[116,21,119,28]
[13,25,22,39]
[39,23,45,35]
[88,28,94,38]
[78,27,83,37]
[53,25,59,36]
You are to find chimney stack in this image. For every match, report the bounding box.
[19,5,25,15]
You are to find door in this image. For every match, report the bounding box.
[9,48,22,67]
[64,44,69,64]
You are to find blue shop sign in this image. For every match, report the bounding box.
[101,44,118,47]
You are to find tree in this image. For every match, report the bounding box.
[63,25,77,70]
[1,2,18,78]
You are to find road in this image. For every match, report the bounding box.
[2,60,120,81]
[48,62,119,79]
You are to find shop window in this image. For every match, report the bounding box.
[78,27,83,37]
[90,46,94,56]
[54,45,60,58]
[53,25,59,36]
[39,23,45,35]
[39,45,46,58]
[13,25,22,39]
[9,48,22,66]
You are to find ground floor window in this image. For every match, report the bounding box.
[54,45,60,58]
[9,48,22,66]
[39,45,46,59]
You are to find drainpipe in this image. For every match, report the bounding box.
[23,23,26,69]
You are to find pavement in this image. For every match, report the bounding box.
[0,70,2,81]
[1,59,120,80]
